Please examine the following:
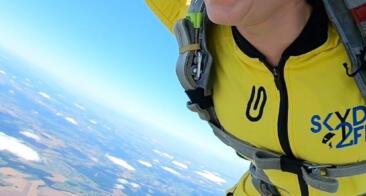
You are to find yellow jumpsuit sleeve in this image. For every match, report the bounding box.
[145,0,189,32]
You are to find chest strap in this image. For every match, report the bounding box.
[211,122,366,193]
[174,0,366,193]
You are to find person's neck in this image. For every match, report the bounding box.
[235,1,312,66]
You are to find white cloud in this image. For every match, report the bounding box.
[20,131,40,141]
[153,149,174,159]
[65,116,78,126]
[117,178,129,184]
[106,154,135,171]
[161,166,181,176]
[0,132,40,162]
[38,91,51,100]
[138,160,152,168]
[0,70,6,75]
[195,170,226,185]
[115,181,139,190]
[130,182,140,189]
[23,82,32,87]
[114,184,125,190]
[8,90,15,94]
[90,157,98,162]
[74,103,85,111]
[117,178,140,190]
[36,100,46,106]
[89,120,97,125]
[172,161,188,170]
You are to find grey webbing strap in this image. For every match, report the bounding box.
[175,17,202,91]
[322,0,366,99]
[325,161,366,177]
[301,168,339,193]
[322,0,364,69]
[187,103,211,121]
[188,0,205,12]
[250,145,366,192]
[252,146,339,193]
[209,123,259,161]
[210,122,366,193]
[345,0,366,9]
[250,164,281,196]
[187,0,213,95]
[352,50,366,123]
[174,19,197,90]
[345,0,366,103]
[252,150,282,170]
[174,0,213,102]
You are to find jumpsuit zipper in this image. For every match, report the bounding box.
[262,56,294,157]
[261,57,309,196]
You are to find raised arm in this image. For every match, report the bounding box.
[145,0,189,32]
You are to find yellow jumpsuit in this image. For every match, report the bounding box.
[145,0,366,195]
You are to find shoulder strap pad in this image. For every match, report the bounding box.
[173,0,213,95]
[322,0,366,99]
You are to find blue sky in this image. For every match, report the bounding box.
[0,0,246,165]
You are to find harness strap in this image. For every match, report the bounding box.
[252,147,339,193]
[326,161,366,177]
[187,103,211,121]
[250,164,280,196]
[322,0,366,99]
[186,88,213,109]
[209,123,259,160]
[188,0,205,13]
[179,44,200,53]
[211,122,366,193]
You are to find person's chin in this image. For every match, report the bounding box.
[206,12,236,26]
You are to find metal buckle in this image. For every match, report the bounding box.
[303,163,334,175]
[192,51,203,81]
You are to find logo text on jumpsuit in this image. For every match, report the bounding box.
[310,105,366,149]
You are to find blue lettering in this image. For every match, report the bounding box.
[310,106,366,149]
[353,106,366,126]
[336,122,354,149]
[353,125,364,145]
[311,115,322,133]
[323,113,334,131]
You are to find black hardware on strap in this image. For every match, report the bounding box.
[185,88,213,109]
[343,47,366,77]
[280,156,304,174]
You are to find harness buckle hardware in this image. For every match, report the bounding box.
[303,163,333,175]
[193,51,203,81]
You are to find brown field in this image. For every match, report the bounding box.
[46,174,67,183]
[112,188,126,196]
[0,167,77,196]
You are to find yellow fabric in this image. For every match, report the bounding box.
[145,0,366,195]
